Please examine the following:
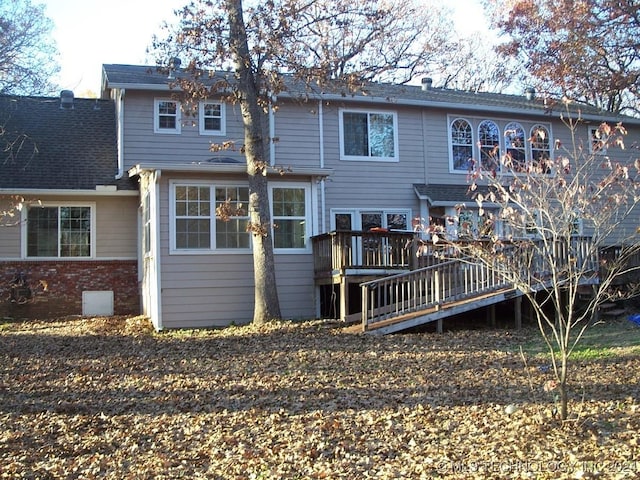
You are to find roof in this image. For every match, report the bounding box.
[0,94,137,191]
[102,64,640,125]
[414,184,482,206]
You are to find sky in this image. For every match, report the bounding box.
[42,0,489,97]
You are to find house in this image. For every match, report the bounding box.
[0,93,139,319]
[2,64,638,330]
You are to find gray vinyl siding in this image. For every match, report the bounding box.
[318,102,426,226]
[273,102,322,168]
[155,176,317,328]
[121,91,248,168]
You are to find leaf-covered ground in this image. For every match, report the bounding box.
[1,316,639,479]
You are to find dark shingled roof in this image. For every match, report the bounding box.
[102,64,639,124]
[0,95,137,191]
[414,184,489,205]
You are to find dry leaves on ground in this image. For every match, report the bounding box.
[0,316,639,479]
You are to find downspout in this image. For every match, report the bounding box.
[115,89,126,179]
[269,94,276,165]
[318,99,326,233]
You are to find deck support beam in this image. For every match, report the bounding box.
[515,296,522,330]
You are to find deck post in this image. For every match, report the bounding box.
[436,318,443,334]
[487,304,496,327]
[339,278,348,322]
[515,296,522,330]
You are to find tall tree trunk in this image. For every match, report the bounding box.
[226,0,281,324]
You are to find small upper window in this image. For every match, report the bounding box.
[199,101,226,135]
[154,99,181,134]
[340,109,398,161]
[450,118,473,172]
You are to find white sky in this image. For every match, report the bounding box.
[42,0,488,97]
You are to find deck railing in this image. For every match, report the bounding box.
[311,230,417,276]
[360,236,598,330]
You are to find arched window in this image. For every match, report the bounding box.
[530,125,551,171]
[450,118,473,171]
[504,122,526,171]
[478,120,500,172]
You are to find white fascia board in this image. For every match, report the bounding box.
[106,83,174,92]
[0,188,138,197]
[128,163,333,178]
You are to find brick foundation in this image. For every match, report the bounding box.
[0,260,139,319]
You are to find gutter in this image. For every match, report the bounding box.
[0,188,138,197]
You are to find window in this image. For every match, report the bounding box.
[340,109,398,161]
[272,187,307,249]
[478,120,500,172]
[589,125,608,154]
[504,122,526,171]
[143,192,151,255]
[199,101,226,135]
[331,209,410,231]
[450,118,473,171]
[154,99,181,134]
[26,205,92,257]
[171,182,310,253]
[530,125,551,172]
[175,185,212,249]
[215,186,250,249]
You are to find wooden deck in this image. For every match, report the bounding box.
[312,232,600,333]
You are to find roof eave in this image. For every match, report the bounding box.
[128,163,333,178]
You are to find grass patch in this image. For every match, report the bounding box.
[516,318,640,360]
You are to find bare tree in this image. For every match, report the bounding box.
[0,0,59,95]
[150,0,454,324]
[443,106,640,420]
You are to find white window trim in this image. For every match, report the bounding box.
[169,181,314,255]
[198,101,226,136]
[269,182,313,253]
[447,115,554,175]
[21,201,96,259]
[154,98,181,134]
[448,116,475,174]
[169,180,250,255]
[338,108,399,162]
[529,124,553,161]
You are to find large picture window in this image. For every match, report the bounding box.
[171,182,310,253]
[340,109,398,161]
[26,205,92,257]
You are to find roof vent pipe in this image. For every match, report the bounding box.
[60,90,74,109]
[525,87,535,101]
[168,57,182,79]
[421,77,433,91]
